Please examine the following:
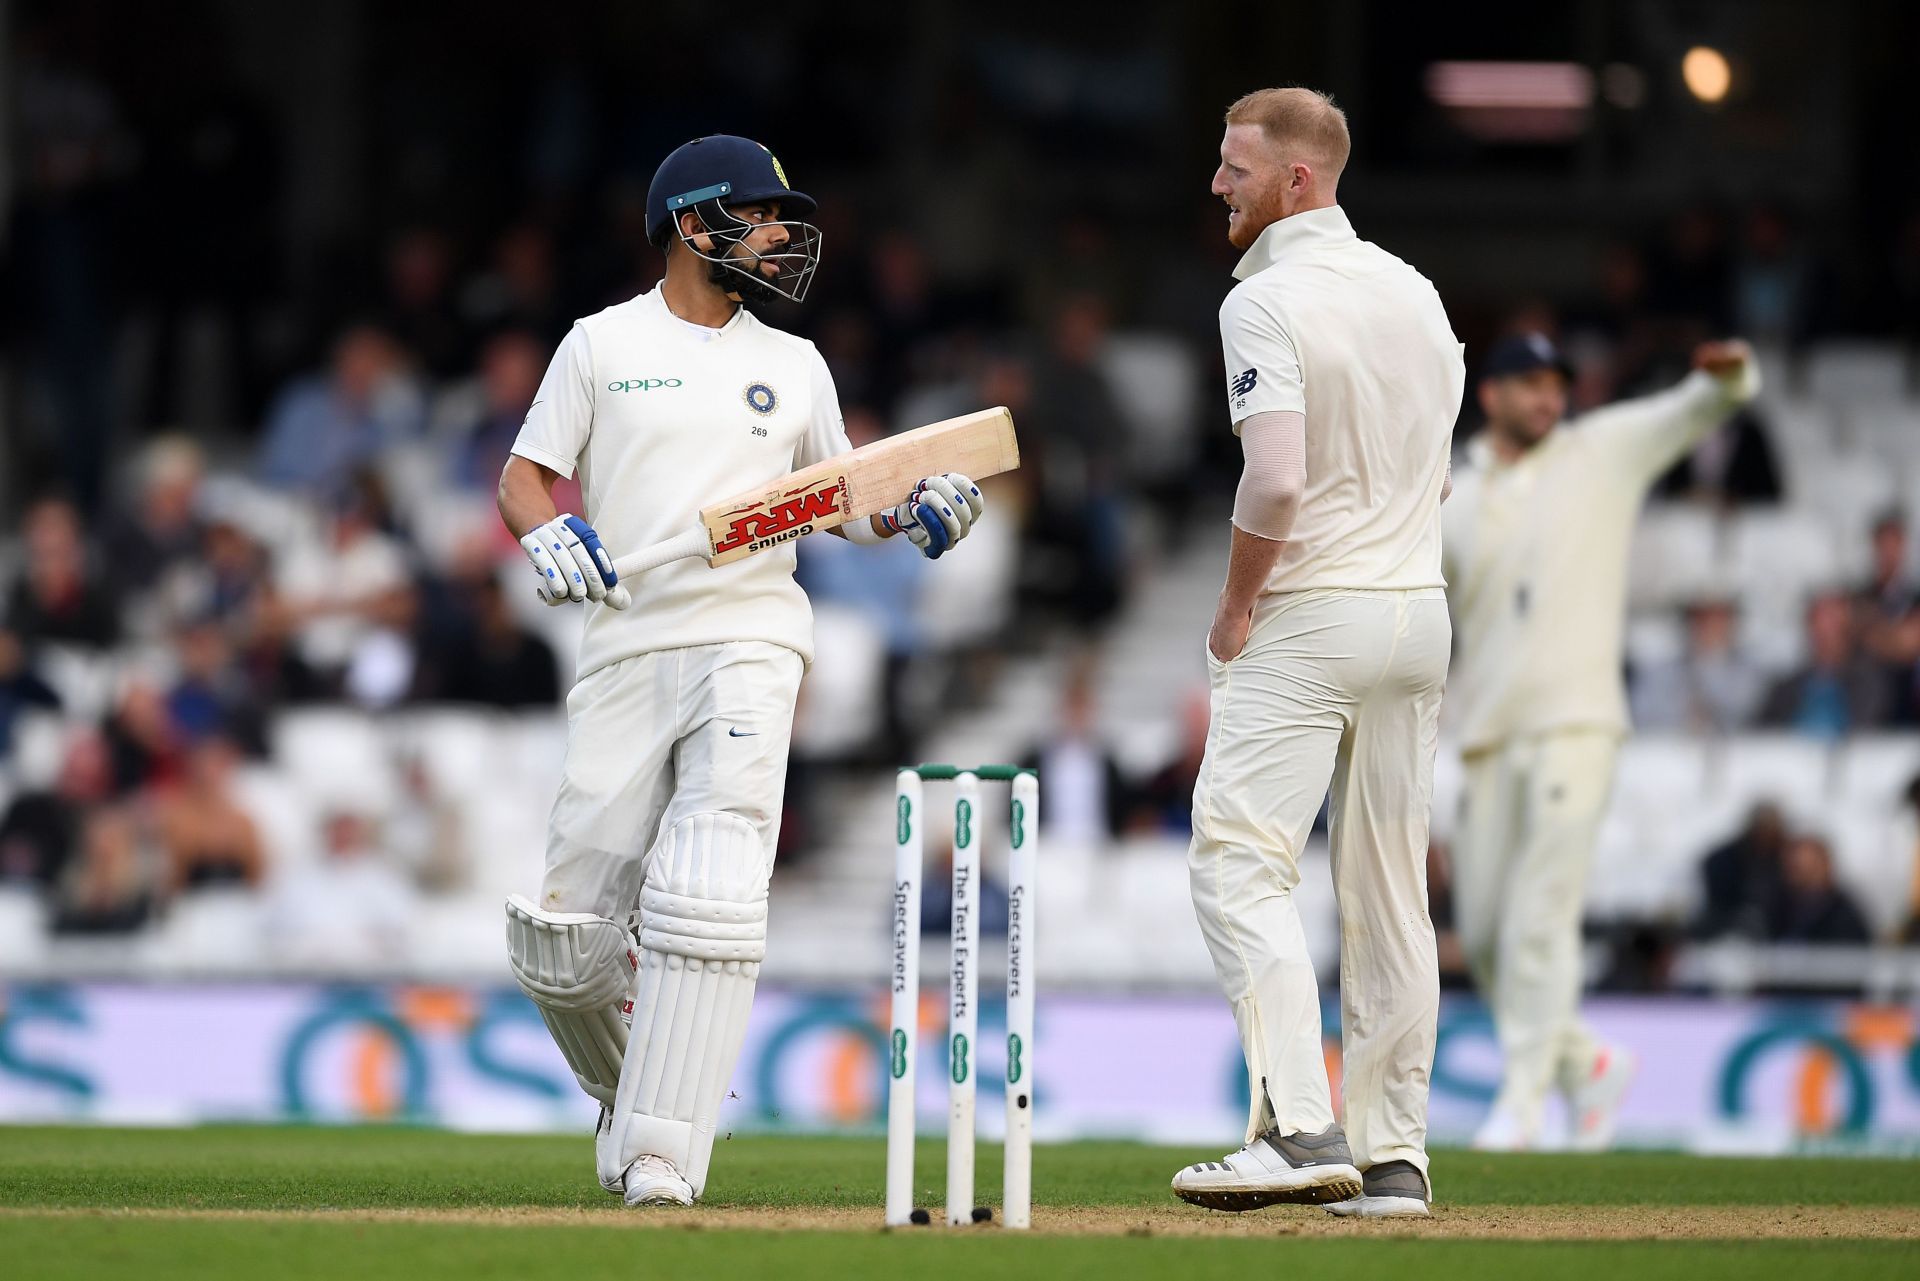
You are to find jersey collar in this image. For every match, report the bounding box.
[1231,205,1356,281]
[647,287,752,340]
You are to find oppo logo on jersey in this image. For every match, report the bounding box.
[712,478,850,556]
[607,378,684,392]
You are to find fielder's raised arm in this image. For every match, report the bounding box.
[1577,338,1760,483]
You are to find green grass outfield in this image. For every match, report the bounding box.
[1,1126,1916,1280]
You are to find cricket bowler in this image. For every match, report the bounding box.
[1171,88,1464,1219]
[495,136,987,1206]
[1445,332,1757,1151]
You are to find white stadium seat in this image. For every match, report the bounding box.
[33,646,123,723]
[1835,735,1920,810]
[1613,736,1711,813]
[270,708,399,817]
[232,764,321,876]
[1625,615,1687,674]
[1760,398,1840,470]
[1796,452,1901,541]
[0,888,50,971]
[464,785,548,899]
[1595,739,1733,921]
[1845,403,1920,468]
[1712,734,1835,824]
[150,889,267,973]
[1806,340,1909,403]
[1586,809,1648,919]
[1824,812,1910,940]
[501,711,568,799]
[792,605,885,759]
[1736,597,1808,676]
[913,509,1017,650]
[1429,747,1465,843]
[1099,333,1201,478]
[391,708,500,799]
[1724,508,1847,611]
[1749,342,1792,406]
[6,710,71,790]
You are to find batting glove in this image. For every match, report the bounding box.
[520,514,626,608]
[881,473,985,560]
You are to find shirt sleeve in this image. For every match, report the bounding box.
[795,344,853,468]
[1579,363,1761,485]
[1219,285,1305,429]
[510,323,595,479]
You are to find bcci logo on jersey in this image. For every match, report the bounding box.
[743,382,779,416]
[711,476,850,556]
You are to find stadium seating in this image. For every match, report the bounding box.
[4,336,1920,991]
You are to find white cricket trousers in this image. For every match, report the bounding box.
[1188,588,1449,1177]
[1453,730,1617,1138]
[540,641,804,920]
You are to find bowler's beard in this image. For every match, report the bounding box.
[1229,195,1283,249]
[1494,419,1554,453]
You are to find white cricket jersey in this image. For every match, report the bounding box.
[1220,206,1464,594]
[511,288,851,679]
[1442,365,1760,753]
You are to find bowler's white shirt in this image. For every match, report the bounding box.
[512,289,851,678]
[1220,206,1464,594]
[1442,365,1759,753]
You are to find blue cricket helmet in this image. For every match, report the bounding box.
[645,135,817,247]
[645,135,822,303]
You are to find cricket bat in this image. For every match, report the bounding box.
[601,406,1019,607]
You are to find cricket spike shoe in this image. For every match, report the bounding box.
[622,1154,695,1207]
[1324,1160,1432,1219]
[1171,1125,1364,1210]
[1565,1044,1637,1152]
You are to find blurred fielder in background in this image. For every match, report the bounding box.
[1444,333,1758,1151]
[1173,87,1464,1220]
[494,136,986,1207]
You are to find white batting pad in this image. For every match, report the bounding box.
[504,894,638,1106]
[598,811,769,1198]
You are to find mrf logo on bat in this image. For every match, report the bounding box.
[711,477,851,556]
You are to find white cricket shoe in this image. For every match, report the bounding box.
[1565,1044,1636,1152]
[1324,1160,1431,1219]
[1171,1126,1363,1211]
[622,1155,695,1207]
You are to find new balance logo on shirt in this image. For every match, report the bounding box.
[1230,368,1259,399]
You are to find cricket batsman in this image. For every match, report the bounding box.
[1445,332,1756,1150]
[1171,88,1464,1219]
[495,136,987,1206]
